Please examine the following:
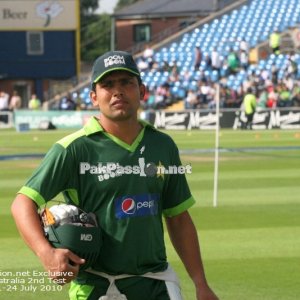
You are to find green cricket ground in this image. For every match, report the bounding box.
[1,128,300,299]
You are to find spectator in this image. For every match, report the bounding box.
[257,89,268,109]
[185,89,199,109]
[211,48,221,75]
[161,60,171,72]
[291,83,300,106]
[219,85,228,108]
[224,87,237,108]
[227,48,239,75]
[235,85,245,108]
[194,46,202,70]
[271,63,279,85]
[150,60,160,71]
[0,90,10,111]
[0,90,10,123]
[269,29,281,55]
[197,69,209,82]
[239,49,249,70]
[239,39,249,71]
[197,80,208,106]
[137,58,149,71]
[240,39,249,54]
[260,69,270,82]
[180,69,193,84]
[285,55,298,80]
[142,45,154,70]
[143,87,156,109]
[28,94,41,110]
[59,93,76,110]
[197,80,215,108]
[169,61,180,83]
[206,83,217,110]
[203,53,212,70]
[9,90,22,111]
[143,44,154,61]
[154,83,171,108]
[277,83,292,107]
[242,87,257,130]
[206,82,216,109]
[266,85,278,108]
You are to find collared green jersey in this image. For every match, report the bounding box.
[19,116,195,277]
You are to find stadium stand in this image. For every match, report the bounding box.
[64,0,300,110]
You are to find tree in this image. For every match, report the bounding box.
[80,0,99,17]
[80,0,111,61]
[79,0,141,61]
[81,14,111,61]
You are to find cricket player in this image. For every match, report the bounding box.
[11,50,219,300]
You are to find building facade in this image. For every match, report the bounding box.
[112,0,241,53]
[0,0,80,107]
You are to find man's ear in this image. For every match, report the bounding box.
[90,90,98,107]
[140,84,146,100]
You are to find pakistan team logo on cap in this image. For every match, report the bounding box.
[104,55,126,68]
[36,1,63,27]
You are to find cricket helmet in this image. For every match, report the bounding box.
[40,204,102,269]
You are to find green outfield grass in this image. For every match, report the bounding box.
[1,128,300,299]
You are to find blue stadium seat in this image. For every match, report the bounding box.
[136,0,300,102]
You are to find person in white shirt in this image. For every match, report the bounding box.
[0,90,10,123]
[211,48,221,74]
[0,91,9,111]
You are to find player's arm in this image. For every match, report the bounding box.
[11,194,84,284]
[165,210,219,300]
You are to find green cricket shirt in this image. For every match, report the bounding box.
[19,116,195,278]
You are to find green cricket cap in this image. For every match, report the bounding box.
[91,50,141,84]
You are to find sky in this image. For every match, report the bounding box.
[96,0,118,14]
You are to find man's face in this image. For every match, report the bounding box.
[90,71,145,122]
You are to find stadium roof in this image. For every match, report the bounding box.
[114,0,220,18]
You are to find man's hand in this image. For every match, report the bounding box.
[166,211,219,300]
[196,284,219,300]
[11,195,86,285]
[40,247,85,284]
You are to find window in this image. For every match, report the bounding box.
[134,24,151,43]
[26,32,44,55]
